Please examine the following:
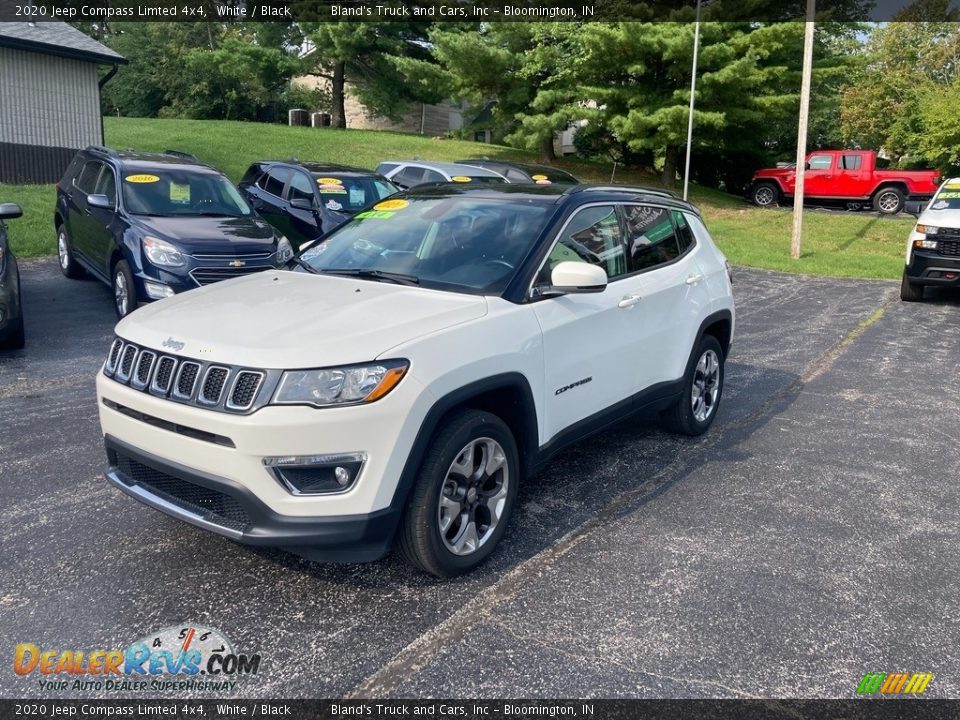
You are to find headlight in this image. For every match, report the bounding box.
[277,236,294,263]
[143,236,185,267]
[916,224,939,235]
[272,360,409,408]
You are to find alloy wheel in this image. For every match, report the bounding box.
[58,231,69,270]
[691,349,721,423]
[437,437,510,556]
[114,271,129,316]
[754,186,775,206]
[877,191,900,213]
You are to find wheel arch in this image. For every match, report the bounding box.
[388,373,539,516]
[873,181,908,197]
[696,310,733,358]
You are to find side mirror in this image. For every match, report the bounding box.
[0,202,22,220]
[289,197,314,211]
[87,194,114,210]
[549,261,608,293]
[904,200,925,217]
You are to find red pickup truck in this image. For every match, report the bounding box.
[747,150,940,214]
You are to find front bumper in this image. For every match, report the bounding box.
[105,435,400,562]
[906,249,960,286]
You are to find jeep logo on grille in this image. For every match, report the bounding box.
[162,337,186,351]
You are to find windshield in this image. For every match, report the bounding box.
[122,170,252,217]
[313,174,397,213]
[296,196,554,294]
[929,182,960,210]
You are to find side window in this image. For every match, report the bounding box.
[93,165,117,203]
[539,204,626,284]
[75,161,102,194]
[506,169,528,182]
[423,169,445,184]
[623,204,680,272]
[808,154,832,170]
[672,210,696,254]
[286,172,315,204]
[394,166,425,187]
[258,167,289,197]
[840,154,862,171]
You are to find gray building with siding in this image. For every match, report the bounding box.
[0,22,125,184]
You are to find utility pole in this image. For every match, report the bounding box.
[683,0,703,202]
[791,0,816,260]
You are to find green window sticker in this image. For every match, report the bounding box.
[170,182,191,203]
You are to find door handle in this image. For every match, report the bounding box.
[685,273,704,285]
[618,294,642,309]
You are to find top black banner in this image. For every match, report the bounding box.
[3,0,960,23]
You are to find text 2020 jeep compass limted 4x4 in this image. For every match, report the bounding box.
[96,184,735,577]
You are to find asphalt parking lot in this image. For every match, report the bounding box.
[2,259,959,699]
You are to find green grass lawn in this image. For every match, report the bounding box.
[0,116,914,279]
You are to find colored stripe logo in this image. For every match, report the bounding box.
[857,672,933,695]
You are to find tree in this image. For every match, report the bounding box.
[303,22,439,129]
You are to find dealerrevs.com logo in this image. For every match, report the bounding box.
[13,624,261,693]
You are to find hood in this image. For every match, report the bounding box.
[131,215,278,254]
[115,270,488,369]
[918,206,960,229]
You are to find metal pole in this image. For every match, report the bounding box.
[683,0,702,202]
[791,0,816,260]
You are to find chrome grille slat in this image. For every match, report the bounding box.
[173,362,201,400]
[189,266,271,287]
[104,340,268,413]
[131,351,156,390]
[198,366,230,405]
[227,371,265,411]
[151,356,177,395]
[116,345,139,383]
[190,251,273,260]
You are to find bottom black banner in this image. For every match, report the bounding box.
[2,699,960,720]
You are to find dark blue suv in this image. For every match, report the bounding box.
[55,147,293,318]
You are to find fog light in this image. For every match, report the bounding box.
[262,453,365,495]
[914,239,938,250]
[144,281,175,300]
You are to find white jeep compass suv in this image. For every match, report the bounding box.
[97,184,735,577]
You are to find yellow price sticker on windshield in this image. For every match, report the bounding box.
[169,182,190,203]
[374,198,409,211]
[451,176,472,183]
[125,174,159,184]
[944,180,960,188]
[531,174,549,181]
[316,177,342,185]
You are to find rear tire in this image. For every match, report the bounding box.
[873,187,905,215]
[900,269,925,302]
[0,316,24,350]
[112,260,138,319]
[750,182,780,208]
[397,410,519,578]
[57,225,85,279]
[662,335,725,436]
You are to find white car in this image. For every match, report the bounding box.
[902,178,960,301]
[375,160,506,190]
[97,184,735,577]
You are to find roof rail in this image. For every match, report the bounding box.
[87,145,119,157]
[164,150,200,163]
[578,185,678,199]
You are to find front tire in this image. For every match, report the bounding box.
[873,187,905,215]
[662,335,725,436]
[57,225,85,279]
[750,182,780,208]
[900,269,925,302]
[112,260,138,319]
[397,410,519,578]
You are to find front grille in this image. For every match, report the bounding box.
[174,361,201,399]
[191,251,273,261]
[228,371,265,410]
[190,266,271,286]
[937,239,960,257]
[199,367,229,405]
[103,339,271,414]
[936,227,960,239]
[113,451,250,532]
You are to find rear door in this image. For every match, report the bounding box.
[835,152,865,197]
[250,165,291,235]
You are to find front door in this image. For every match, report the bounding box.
[804,153,835,198]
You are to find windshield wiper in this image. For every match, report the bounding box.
[290,256,320,274]
[320,268,420,286]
